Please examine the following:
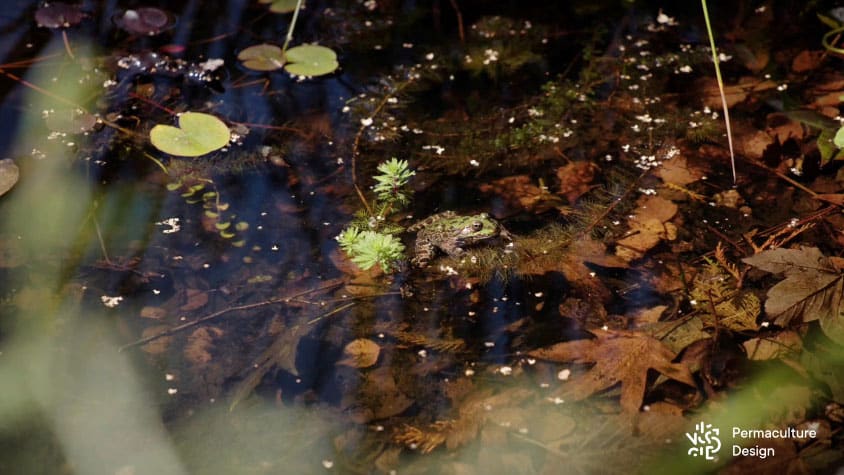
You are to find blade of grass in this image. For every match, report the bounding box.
[701,0,736,185]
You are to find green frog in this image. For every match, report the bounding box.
[408,211,512,268]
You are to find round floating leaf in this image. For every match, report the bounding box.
[283,44,338,77]
[150,112,230,157]
[258,0,298,13]
[35,2,83,28]
[0,158,20,197]
[115,7,173,36]
[238,44,285,71]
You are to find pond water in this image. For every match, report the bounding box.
[1,0,844,474]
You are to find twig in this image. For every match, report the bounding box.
[447,0,465,44]
[118,280,344,351]
[61,30,75,59]
[350,76,416,215]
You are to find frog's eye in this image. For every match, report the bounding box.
[472,221,483,231]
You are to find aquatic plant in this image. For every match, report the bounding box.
[336,227,405,272]
[34,2,83,58]
[337,158,415,271]
[372,158,415,207]
[239,0,338,77]
[113,7,174,36]
[700,0,736,183]
[149,112,230,157]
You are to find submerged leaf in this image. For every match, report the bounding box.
[150,112,230,157]
[743,246,844,343]
[284,44,339,77]
[337,338,380,368]
[115,7,173,36]
[528,329,695,413]
[35,2,83,28]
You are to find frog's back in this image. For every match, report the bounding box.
[407,211,456,232]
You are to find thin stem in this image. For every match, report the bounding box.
[61,30,75,59]
[90,203,111,264]
[822,25,844,55]
[447,0,465,44]
[142,152,169,174]
[282,0,305,54]
[701,0,736,185]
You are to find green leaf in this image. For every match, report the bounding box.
[819,128,837,166]
[284,44,339,77]
[237,44,285,72]
[150,112,230,157]
[259,0,298,13]
[834,127,844,149]
[818,13,841,30]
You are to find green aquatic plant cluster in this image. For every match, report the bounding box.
[238,0,338,77]
[372,157,416,207]
[336,227,405,272]
[167,176,248,247]
[336,158,415,271]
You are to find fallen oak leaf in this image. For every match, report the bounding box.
[527,329,695,413]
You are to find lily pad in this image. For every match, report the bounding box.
[150,112,230,157]
[35,2,83,28]
[283,44,338,77]
[114,7,173,36]
[259,0,298,13]
[238,44,285,72]
[0,158,19,197]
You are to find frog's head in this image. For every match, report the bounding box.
[455,213,506,245]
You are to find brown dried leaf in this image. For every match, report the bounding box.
[701,77,777,108]
[743,247,844,343]
[735,130,775,160]
[616,195,678,262]
[792,50,823,73]
[656,154,706,186]
[642,316,711,354]
[180,288,209,311]
[184,327,223,366]
[743,331,802,360]
[527,329,695,413]
[139,306,167,319]
[140,325,171,355]
[337,338,380,368]
[556,161,599,203]
[478,175,568,214]
[517,237,627,302]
